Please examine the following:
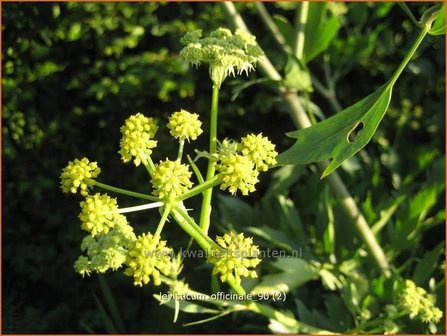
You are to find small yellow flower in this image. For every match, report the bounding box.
[124,233,173,286]
[240,133,278,172]
[167,109,203,141]
[78,193,122,236]
[216,154,259,195]
[399,279,443,324]
[60,158,101,196]
[151,159,193,202]
[119,113,158,166]
[208,232,261,285]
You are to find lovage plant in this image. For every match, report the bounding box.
[61,27,304,330]
[61,2,445,333]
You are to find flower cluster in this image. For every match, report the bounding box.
[240,133,278,172]
[124,233,173,286]
[151,159,193,202]
[399,279,443,324]
[79,193,124,236]
[216,133,277,195]
[60,158,101,196]
[180,28,264,87]
[217,154,259,196]
[167,109,203,142]
[119,113,158,166]
[74,219,136,276]
[208,232,261,285]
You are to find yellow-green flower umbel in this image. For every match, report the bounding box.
[151,159,193,202]
[60,158,101,196]
[119,113,158,166]
[74,218,136,276]
[167,109,203,141]
[78,193,123,236]
[216,154,259,195]
[240,133,278,172]
[124,233,173,286]
[180,28,264,88]
[399,279,443,324]
[208,232,261,285]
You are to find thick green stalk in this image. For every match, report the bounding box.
[94,181,159,201]
[199,84,220,234]
[294,1,309,60]
[221,1,391,278]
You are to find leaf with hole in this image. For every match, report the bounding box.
[278,83,393,178]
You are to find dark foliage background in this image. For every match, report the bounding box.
[2,2,444,333]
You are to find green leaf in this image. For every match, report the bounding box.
[251,258,317,295]
[273,15,295,46]
[278,83,393,178]
[283,55,313,92]
[412,243,444,285]
[68,23,82,41]
[428,3,445,36]
[303,3,340,63]
[264,165,304,199]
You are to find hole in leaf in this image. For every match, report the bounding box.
[347,121,364,143]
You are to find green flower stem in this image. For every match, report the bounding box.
[143,154,156,176]
[226,278,246,296]
[222,1,392,278]
[199,84,220,234]
[173,204,217,248]
[294,1,309,60]
[177,139,185,162]
[177,175,221,202]
[171,208,212,253]
[187,155,205,184]
[116,201,164,214]
[154,204,171,239]
[94,181,160,201]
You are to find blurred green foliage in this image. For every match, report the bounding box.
[2,2,444,333]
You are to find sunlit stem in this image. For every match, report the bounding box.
[154,204,172,239]
[173,204,218,248]
[171,206,213,253]
[116,201,164,214]
[141,151,156,177]
[199,84,220,234]
[177,139,185,162]
[177,175,221,202]
[294,1,309,60]
[94,181,159,201]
